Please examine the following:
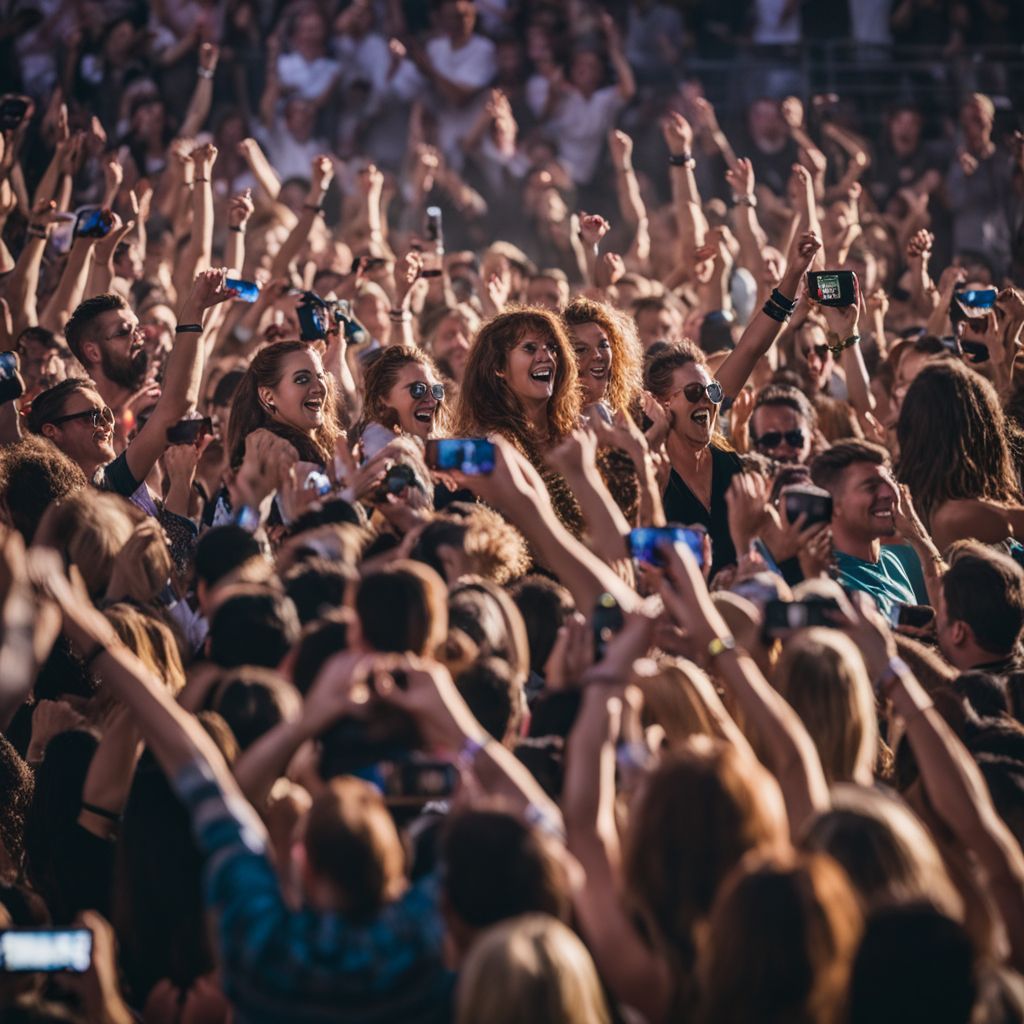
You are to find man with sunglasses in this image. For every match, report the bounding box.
[748,384,816,465]
[25,270,238,501]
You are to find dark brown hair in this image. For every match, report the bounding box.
[353,345,448,440]
[810,439,890,493]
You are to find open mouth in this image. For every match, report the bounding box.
[304,398,324,413]
[589,365,608,379]
[530,366,553,384]
[871,506,893,520]
[413,405,435,424]
[691,409,711,426]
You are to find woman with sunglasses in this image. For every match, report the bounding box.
[354,346,449,460]
[643,231,822,576]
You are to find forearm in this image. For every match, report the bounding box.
[839,342,875,416]
[79,713,142,838]
[562,465,631,564]
[635,455,666,527]
[242,141,281,201]
[269,183,326,282]
[159,297,207,419]
[39,239,96,333]
[180,74,214,139]
[6,236,47,334]
[31,150,64,209]
[225,226,245,274]
[234,719,310,808]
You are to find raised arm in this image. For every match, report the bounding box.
[607,130,650,270]
[38,232,100,334]
[716,229,821,399]
[180,43,219,139]
[237,137,281,202]
[600,12,636,103]
[171,142,217,302]
[269,155,334,284]
[725,158,769,285]
[662,112,707,276]
[811,288,875,417]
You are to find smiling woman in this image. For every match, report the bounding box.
[226,341,342,469]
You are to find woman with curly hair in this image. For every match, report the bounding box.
[562,296,644,420]
[226,341,343,470]
[353,346,450,460]
[896,359,1024,550]
[454,306,634,534]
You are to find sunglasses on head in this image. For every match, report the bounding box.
[408,381,445,401]
[48,405,114,428]
[755,429,806,451]
[680,380,725,405]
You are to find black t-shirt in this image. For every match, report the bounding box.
[94,450,140,497]
[662,444,743,578]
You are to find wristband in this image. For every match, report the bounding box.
[874,655,910,698]
[81,800,122,823]
[194,177,209,182]
[389,309,412,323]
[303,202,324,213]
[770,287,797,312]
[668,152,696,168]
[732,193,757,208]
[828,334,860,357]
[707,635,737,660]
[761,299,790,323]
[456,734,487,773]
[197,67,215,80]
[228,225,246,233]
[175,323,204,334]
[27,226,47,239]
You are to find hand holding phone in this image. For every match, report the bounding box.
[425,438,495,475]
[628,526,705,568]
[166,416,213,445]
[74,208,115,239]
[807,270,858,308]
[0,928,92,973]
[0,351,25,406]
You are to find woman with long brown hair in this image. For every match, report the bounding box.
[226,341,343,470]
[353,346,450,460]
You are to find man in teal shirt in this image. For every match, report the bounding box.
[811,440,945,617]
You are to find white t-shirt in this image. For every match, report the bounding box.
[752,0,801,44]
[533,80,625,185]
[277,51,341,102]
[255,122,328,183]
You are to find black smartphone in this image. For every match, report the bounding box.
[297,299,328,341]
[807,270,858,307]
[425,206,444,248]
[380,760,459,804]
[593,592,624,662]
[331,299,368,345]
[74,208,114,239]
[783,486,833,526]
[763,598,840,639]
[960,339,990,364]
[425,438,496,475]
[0,929,92,973]
[0,351,24,405]
[627,526,705,568]
[373,463,420,504]
[0,95,30,131]
[166,416,213,445]
[888,603,936,630]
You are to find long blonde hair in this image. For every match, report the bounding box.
[456,914,611,1024]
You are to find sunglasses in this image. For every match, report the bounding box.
[408,382,445,401]
[802,344,830,361]
[48,405,114,428]
[755,429,806,451]
[679,380,724,405]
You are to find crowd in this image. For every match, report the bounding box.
[1,0,1024,1022]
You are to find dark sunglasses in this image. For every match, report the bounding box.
[680,380,724,405]
[755,429,806,451]
[408,382,445,401]
[48,405,114,428]
[802,344,830,361]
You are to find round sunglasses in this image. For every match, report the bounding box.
[755,429,806,451]
[407,382,445,401]
[678,380,725,405]
[48,405,115,428]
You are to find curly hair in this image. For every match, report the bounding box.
[454,306,580,456]
[353,345,450,441]
[563,295,644,416]
[226,341,342,469]
[896,361,1021,528]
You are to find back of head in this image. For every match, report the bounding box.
[208,586,301,669]
[699,850,862,1024]
[624,741,785,974]
[355,560,448,656]
[303,777,406,919]
[207,668,301,750]
[802,784,963,920]
[194,526,264,591]
[633,659,715,744]
[455,657,525,744]
[448,578,530,686]
[0,436,87,542]
[849,903,976,1024]
[441,809,570,939]
[774,629,878,784]
[284,557,355,624]
[509,575,574,676]
[943,541,1024,659]
[455,914,611,1024]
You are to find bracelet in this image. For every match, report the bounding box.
[874,655,909,698]
[194,177,209,182]
[456,734,487,774]
[389,309,412,323]
[668,152,696,168]
[175,323,204,334]
[303,202,324,213]
[707,635,737,660]
[81,800,122,823]
[770,287,797,312]
[197,67,215,80]
[761,299,791,323]
[827,334,860,357]
[732,193,757,208]
[27,226,47,239]
[228,225,246,233]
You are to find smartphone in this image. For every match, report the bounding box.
[807,270,858,308]
[783,486,833,526]
[374,463,420,503]
[166,416,213,445]
[0,929,92,973]
[0,351,18,381]
[225,278,260,303]
[305,470,333,497]
[332,300,367,346]
[230,505,260,532]
[0,95,30,131]
[425,206,444,248]
[74,208,114,239]
[0,351,25,405]
[380,760,459,803]
[955,288,997,309]
[297,300,328,342]
[960,339,990,364]
[888,603,936,630]
[425,438,495,475]
[593,592,624,661]
[627,526,705,568]
[763,598,840,639]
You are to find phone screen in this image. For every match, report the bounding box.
[0,929,92,973]
[0,351,17,381]
[425,438,495,475]
[627,526,704,568]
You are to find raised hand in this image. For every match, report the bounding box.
[191,141,218,178]
[661,111,694,156]
[578,211,611,248]
[608,128,633,168]
[190,267,242,309]
[228,187,255,229]
[198,41,219,73]
[780,96,805,130]
[725,157,756,199]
